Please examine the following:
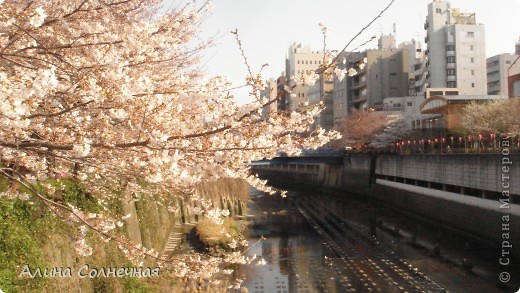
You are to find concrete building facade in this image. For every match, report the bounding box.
[331,36,412,126]
[308,76,334,130]
[487,54,520,95]
[286,43,325,112]
[424,0,486,95]
[332,52,364,125]
[260,78,278,120]
[348,35,411,111]
[406,40,427,97]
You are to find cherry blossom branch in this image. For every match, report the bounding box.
[23,100,95,119]
[230,29,253,81]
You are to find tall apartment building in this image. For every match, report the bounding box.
[487,54,520,95]
[308,76,334,130]
[332,51,364,125]
[285,43,325,112]
[348,35,410,110]
[424,0,486,95]
[407,40,427,97]
[332,35,411,125]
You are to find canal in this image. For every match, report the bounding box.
[235,188,519,292]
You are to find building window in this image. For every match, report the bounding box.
[514,81,520,96]
[470,45,474,51]
[467,31,474,37]
[407,102,412,107]
[471,70,474,75]
[446,56,455,63]
[447,69,455,76]
[446,45,455,51]
[472,83,475,88]
[436,8,442,13]
[447,81,457,88]
[471,57,474,63]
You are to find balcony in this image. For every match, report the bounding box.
[352,97,367,105]
[446,50,455,56]
[351,82,366,90]
[447,75,457,82]
[447,62,456,69]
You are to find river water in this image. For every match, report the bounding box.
[235,189,519,293]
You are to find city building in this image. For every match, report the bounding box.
[308,75,334,130]
[508,38,520,98]
[419,94,506,130]
[285,43,326,112]
[346,35,411,111]
[487,54,520,95]
[260,78,278,120]
[424,0,487,95]
[382,96,436,131]
[407,40,427,97]
[332,51,364,125]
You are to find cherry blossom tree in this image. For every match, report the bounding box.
[462,99,520,139]
[0,0,339,276]
[369,115,407,148]
[333,109,398,148]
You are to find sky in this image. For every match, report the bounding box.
[163,0,520,103]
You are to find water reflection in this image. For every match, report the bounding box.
[237,189,519,292]
[239,190,341,293]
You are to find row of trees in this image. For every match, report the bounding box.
[333,98,520,152]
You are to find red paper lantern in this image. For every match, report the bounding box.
[434,138,438,143]
[459,137,463,143]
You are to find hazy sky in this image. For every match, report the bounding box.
[164,0,520,102]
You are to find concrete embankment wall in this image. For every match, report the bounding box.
[376,154,520,196]
[252,154,520,258]
[371,154,520,259]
